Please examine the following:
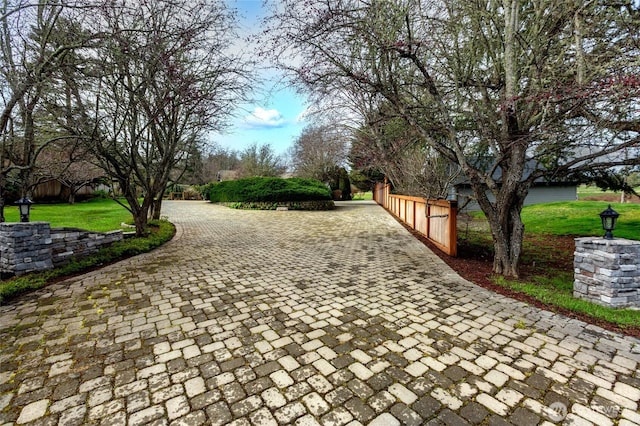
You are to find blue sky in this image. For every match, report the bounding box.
[208,0,309,157]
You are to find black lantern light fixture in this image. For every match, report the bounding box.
[15,197,33,223]
[599,204,619,240]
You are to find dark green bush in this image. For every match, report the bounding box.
[225,200,335,210]
[208,177,332,203]
[196,182,216,199]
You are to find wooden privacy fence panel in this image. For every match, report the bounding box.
[373,182,457,256]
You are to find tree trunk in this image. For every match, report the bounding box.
[132,211,147,237]
[0,174,5,222]
[124,193,149,237]
[151,194,164,220]
[574,8,585,86]
[485,203,525,277]
[470,169,529,278]
[478,0,527,278]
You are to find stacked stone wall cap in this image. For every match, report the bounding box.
[575,237,640,246]
[0,221,50,226]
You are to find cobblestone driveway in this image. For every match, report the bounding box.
[1,201,639,425]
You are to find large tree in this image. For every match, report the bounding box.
[350,106,460,198]
[237,143,286,178]
[266,0,640,276]
[36,139,104,203]
[291,124,348,183]
[0,0,100,221]
[200,144,241,184]
[60,0,250,235]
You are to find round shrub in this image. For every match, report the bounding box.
[208,177,332,204]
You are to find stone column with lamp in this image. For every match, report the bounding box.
[574,205,640,308]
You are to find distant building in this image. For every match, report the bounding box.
[32,179,105,202]
[454,183,577,212]
[452,160,578,212]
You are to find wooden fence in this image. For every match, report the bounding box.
[373,181,457,256]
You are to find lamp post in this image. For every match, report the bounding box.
[599,204,619,240]
[15,197,33,223]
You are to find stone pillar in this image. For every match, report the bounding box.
[0,222,54,276]
[574,238,640,308]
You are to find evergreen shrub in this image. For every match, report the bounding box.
[208,177,332,203]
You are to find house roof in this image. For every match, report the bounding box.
[453,158,578,187]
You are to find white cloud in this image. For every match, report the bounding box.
[243,107,287,129]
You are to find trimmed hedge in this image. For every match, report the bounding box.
[223,200,335,210]
[208,177,332,203]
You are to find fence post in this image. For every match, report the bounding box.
[448,200,457,257]
[412,200,416,230]
[426,203,431,239]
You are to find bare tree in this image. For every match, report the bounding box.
[350,107,459,198]
[0,1,100,220]
[266,0,640,277]
[60,0,251,235]
[237,143,286,178]
[199,144,240,184]
[291,124,348,184]
[36,140,104,203]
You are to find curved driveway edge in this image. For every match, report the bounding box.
[1,200,639,425]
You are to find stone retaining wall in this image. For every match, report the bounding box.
[574,237,640,308]
[50,227,123,267]
[0,223,123,276]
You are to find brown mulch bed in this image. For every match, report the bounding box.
[397,219,640,338]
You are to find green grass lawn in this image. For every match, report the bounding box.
[577,184,640,200]
[3,198,132,232]
[460,200,640,331]
[522,201,640,238]
[577,184,618,198]
[0,197,147,303]
[352,191,373,200]
[494,273,640,329]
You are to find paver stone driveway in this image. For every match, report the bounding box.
[1,200,639,425]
